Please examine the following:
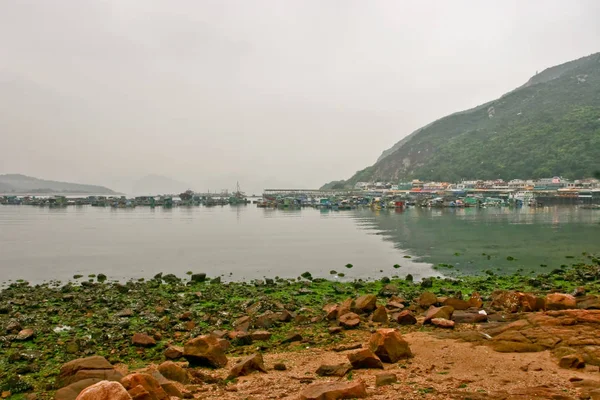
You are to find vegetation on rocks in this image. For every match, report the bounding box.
[1,254,599,398]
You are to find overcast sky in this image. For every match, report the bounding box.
[1,0,599,193]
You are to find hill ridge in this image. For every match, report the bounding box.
[324,52,600,188]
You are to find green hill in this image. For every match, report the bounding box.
[0,174,117,194]
[323,52,600,188]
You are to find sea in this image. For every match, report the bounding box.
[0,204,599,284]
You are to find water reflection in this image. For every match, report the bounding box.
[351,206,600,274]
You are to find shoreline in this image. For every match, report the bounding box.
[1,257,599,399]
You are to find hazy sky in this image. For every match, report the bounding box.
[1,0,599,193]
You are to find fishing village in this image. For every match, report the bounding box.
[2,177,600,209]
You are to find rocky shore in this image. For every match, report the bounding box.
[2,257,600,399]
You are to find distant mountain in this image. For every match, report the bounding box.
[0,174,117,194]
[131,174,191,195]
[323,52,600,188]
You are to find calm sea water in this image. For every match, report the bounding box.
[0,205,599,284]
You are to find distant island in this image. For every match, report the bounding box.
[0,174,118,195]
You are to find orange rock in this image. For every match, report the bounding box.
[163,346,183,360]
[371,305,388,323]
[354,294,377,313]
[339,312,361,329]
[323,303,339,320]
[315,363,353,377]
[121,373,169,400]
[347,349,383,369]
[299,381,367,400]
[394,310,417,325]
[546,293,577,310]
[75,381,131,400]
[442,298,470,310]
[375,372,397,387]
[132,333,156,347]
[468,292,484,308]
[559,354,585,369]
[59,356,115,387]
[424,306,454,324]
[183,335,228,368]
[431,318,455,328]
[338,298,355,317]
[368,328,412,362]
[233,316,250,332]
[157,361,189,384]
[127,385,151,400]
[418,292,437,308]
[227,353,267,379]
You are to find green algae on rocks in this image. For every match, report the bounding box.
[1,255,599,397]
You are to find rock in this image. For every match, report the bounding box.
[61,369,124,388]
[442,298,471,310]
[59,356,115,386]
[371,305,388,323]
[132,333,156,347]
[490,290,523,313]
[56,379,103,400]
[316,363,353,377]
[546,293,577,310]
[15,328,34,341]
[183,335,228,368]
[281,332,303,343]
[228,331,252,344]
[424,305,454,324]
[299,381,367,400]
[451,310,488,324]
[233,316,250,332]
[468,292,484,308]
[338,298,355,318]
[431,318,455,328]
[5,320,22,334]
[323,304,339,320]
[75,381,131,400]
[127,385,150,400]
[347,349,384,369]
[559,354,585,369]
[354,294,377,313]
[164,346,183,360]
[368,328,412,362]
[157,361,189,384]
[190,273,206,282]
[279,309,294,322]
[386,301,405,310]
[211,330,228,339]
[576,295,600,310]
[116,309,134,318]
[339,312,361,329]
[379,284,399,297]
[250,330,272,341]
[148,370,182,398]
[178,311,193,321]
[121,373,169,400]
[255,311,278,329]
[375,372,397,387]
[418,291,438,308]
[490,291,545,313]
[227,353,267,379]
[274,363,287,371]
[394,310,417,325]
